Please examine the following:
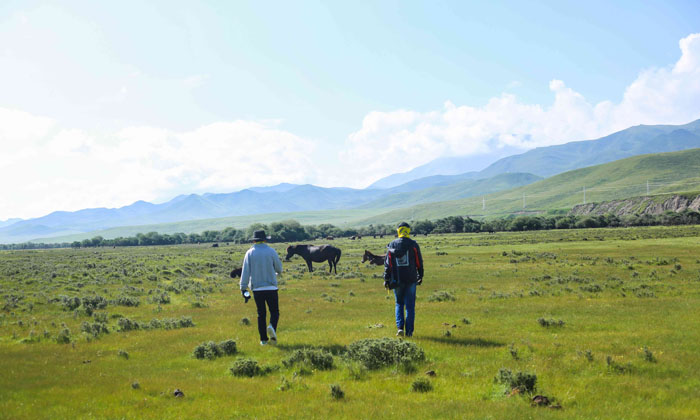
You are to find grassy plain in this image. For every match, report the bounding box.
[1,226,700,419]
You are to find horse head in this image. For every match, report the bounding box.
[284,245,295,261]
[361,250,369,263]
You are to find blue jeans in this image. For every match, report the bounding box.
[394,283,417,336]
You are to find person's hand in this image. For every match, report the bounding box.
[416,277,423,286]
[241,290,250,303]
[383,280,389,289]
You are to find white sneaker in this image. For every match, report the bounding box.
[267,325,277,345]
[396,329,404,337]
[260,340,267,346]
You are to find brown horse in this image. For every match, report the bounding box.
[285,244,342,273]
[361,250,385,266]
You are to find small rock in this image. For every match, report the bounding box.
[173,388,184,398]
[451,324,457,328]
[425,370,436,377]
[82,360,91,364]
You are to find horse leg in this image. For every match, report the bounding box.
[306,258,313,273]
[328,259,333,273]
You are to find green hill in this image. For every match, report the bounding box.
[362,172,541,209]
[356,148,700,225]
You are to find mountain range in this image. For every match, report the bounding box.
[2,119,700,244]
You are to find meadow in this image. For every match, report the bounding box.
[1,226,699,419]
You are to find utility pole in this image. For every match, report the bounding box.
[583,186,586,204]
[482,196,485,211]
[523,193,526,209]
[646,180,649,196]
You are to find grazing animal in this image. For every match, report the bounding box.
[212,243,219,247]
[350,236,356,240]
[361,250,385,266]
[285,244,342,273]
[326,236,334,240]
[230,267,242,278]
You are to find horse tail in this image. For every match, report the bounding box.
[335,248,342,265]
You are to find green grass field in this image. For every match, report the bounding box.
[1,226,700,419]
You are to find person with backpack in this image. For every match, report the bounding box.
[240,230,283,345]
[383,222,424,337]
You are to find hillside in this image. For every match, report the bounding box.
[569,193,700,217]
[355,148,700,225]
[478,119,700,178]
[362,173,541,209]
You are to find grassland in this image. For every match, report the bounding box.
[1,226,700,419]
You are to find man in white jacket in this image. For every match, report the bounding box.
[240,230,283,345]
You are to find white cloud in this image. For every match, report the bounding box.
[342,33,700,187]
[0,117,316,220]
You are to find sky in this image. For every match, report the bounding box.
[1,0,700,220]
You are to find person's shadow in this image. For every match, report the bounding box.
[421,336,504,347]
[276,343,347,355]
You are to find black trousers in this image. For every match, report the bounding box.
[252,290,279,341]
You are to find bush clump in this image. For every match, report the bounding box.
[115,295,140,307]
[282,348,334,370]
[427,290,456,302]
[346,338,425,370]
[55,328,71,344]
[537,318,565,328]
[230,358,276,377]
[494,368,537,393]
[193,340,237,359]
[80,320,110,338]
[411,377,433,393]
[330,384,345,399]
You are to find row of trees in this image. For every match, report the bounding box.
[3,210,700,250]
[409,209,700,234]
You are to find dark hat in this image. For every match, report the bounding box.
[250,230,270,241]
[397,222,411,229]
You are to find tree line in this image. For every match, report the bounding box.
[2,210,699,250]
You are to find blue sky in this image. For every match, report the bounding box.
[1,1,699,219]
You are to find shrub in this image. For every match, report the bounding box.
[118,317,142,332]
[55,328,71,344]
[118,349,129,359]
[80,321,110,338]
[427,290,456,302]
[193,340,237,359]
[230,358,276,377]
[193,341,222,360]
[641,347,657,363]
[81,295,108,313]
[537,318,565,328]
[115,295,140,307]
[495,368,537,393]
[219,339,237,356]
[411,377,433,393]
[330,384,345,399]
[60,296,81,311]
[240,317,251,326]
[346,338,425,370]
[282,348,334,370]
[606,355,632,374]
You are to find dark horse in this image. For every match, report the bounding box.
[361,250,385,266]
[285,244,341,273]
